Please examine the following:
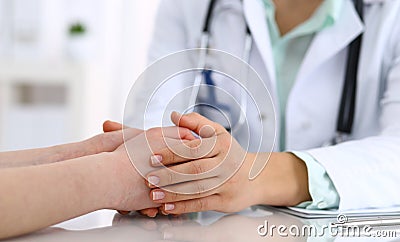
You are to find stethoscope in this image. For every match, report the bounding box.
[189,0,363,145]
[188,0,253,133]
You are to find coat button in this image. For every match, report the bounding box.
[259,113,267,121]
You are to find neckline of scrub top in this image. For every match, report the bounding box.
[262,0,344,44]
[261,0,344,150]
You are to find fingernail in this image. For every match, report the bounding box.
[147,176,160,186]
[150,155,162,166]
[165,203,175,211]
[152,191,165,200]
[164,231,174,240]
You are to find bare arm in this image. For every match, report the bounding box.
[0,126,194,240]
[0,121,141,169]
[0,153,119,239]
[0,142,96,168]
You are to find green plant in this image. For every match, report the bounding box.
[68,22,86,36]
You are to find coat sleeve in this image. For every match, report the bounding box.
[292,151,340,210]
[307,31,400,210]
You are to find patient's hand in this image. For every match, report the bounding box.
[102,121,158,216]
[51,120,143,162]
[105,122,196,213]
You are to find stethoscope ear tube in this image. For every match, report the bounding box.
[188,34,210,113]
[203,0,217,33]
[335,0,364,141]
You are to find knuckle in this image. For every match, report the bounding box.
[189,112,200,118]
[195,181,206,195]
[162,146,178,165]
[187,140,201,157]
[220,135,231,151]
[174,201,189,214]
[166,171,174,185]
[181,128,192,139]
[171,191,179,201]
[147,127,162,137]
[181,201,187,212]
[163,149,174,164]
[190,162,204,175]
[198,198,207,211]
[189,146,199,158]
[189,139,201,148]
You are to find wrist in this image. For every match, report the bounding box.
[101,150,141,210]
[51,152,121,212]
[252,152,311,207]
[97,152,126,209]
[245,152,270,206]
[50,141,92,163]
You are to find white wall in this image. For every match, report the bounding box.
[0,0,160,150]
[109,0,160,121]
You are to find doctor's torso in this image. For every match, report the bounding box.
[134,0,400,152]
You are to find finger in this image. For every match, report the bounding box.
[147,158,220,187]
[160,195,222,215]
[117,210,130,215]
[150,137,218,167]
[103,120,143,140]
[150,180,218,203]
[138,208,159,218]
[145,126,196,141]
[126,137,184,174]
[123,127,144,140]
[171,112,225,136]
[103,120,124,132]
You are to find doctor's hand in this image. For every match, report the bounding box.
[145,112,311,214]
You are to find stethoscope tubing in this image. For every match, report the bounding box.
[190,0,363,145]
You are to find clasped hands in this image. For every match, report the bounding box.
[143,111,258,216]
[107,111,310,217]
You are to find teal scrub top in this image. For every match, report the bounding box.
[261,0,342,209]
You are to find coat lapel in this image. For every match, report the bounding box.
[243,0,276,91]
[296,0,364,82]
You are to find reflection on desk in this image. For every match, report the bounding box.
[4,207,398,242]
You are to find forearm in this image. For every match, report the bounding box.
[0,141,96,169]
[0,152,116,239]
[252,152,311,207]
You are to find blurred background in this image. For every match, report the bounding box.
[0,0,160,150]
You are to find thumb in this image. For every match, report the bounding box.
[103,120,124,132]
[170,112,224,137]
